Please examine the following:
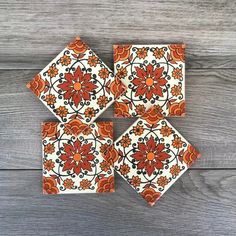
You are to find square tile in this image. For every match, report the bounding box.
[27,37,126,135]
[42,121,115,194]
[114,107,200,206]
[113,44,185,118]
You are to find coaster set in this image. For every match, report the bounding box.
[27,37,200,206]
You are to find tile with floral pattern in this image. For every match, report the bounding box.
[42,121,115,194]
[113,44,185,118]
[27,37,126,135]
[114,107,200,206]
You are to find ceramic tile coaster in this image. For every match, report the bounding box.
[27,37,126,135]
[114,107,200,206]
[113,44,185,118]
[42,121,115,194]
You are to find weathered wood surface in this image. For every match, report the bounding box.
[0,170,236,236]
[0,0,236,235]
[0,69,236,169]
[0,0,236,69]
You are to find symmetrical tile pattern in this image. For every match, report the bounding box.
[26,38,200,204]
[27,37,126,135]
[114,108,200,206]
[114,44,185,118]
[42,121,115,194]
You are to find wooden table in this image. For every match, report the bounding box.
[1,1,236,235]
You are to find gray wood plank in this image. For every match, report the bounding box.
[0,0,236,69]
[0,170,235,236]
[1,69,236,169]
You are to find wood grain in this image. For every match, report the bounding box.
[0,69,236,169]
[0,170,235,236]
[1,1,236,234]
[0,0,235,69]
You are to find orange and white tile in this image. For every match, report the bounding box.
[42,121,114,194]
[27,37,126,135]
[114,108,200,206]
[113,44,185,117]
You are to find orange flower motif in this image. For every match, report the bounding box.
[133,125,144,136]
[169,44,185,62]
[58,67,97,107]
[100,143,109,154]
[44,143,55,154]
[135,104,146,116]
[60,55,71,66]
[116,67,127,79]
[141,188,161,206]
[82,126,92,135]
[27,74,45,97]
[47,66,58,78]
[130,176,141,188]
[131,135,170,176]
[67,37,88,54]
[172,136,183,149]
[120,134,131,148]
[102,145,119,165]
[56,106,68,118]
[157,176,168,188]
[113,45,131,63]
[169,101,186,116]
[171,85,182,96]
[114,101,131,117]
[172,68,183,80]
[44,94,56,105]
[87,55,99,67]
[120,164,130,176]
[142,106,163,125]
[154,104,163,114]
[97,122,113,139]
[43,177,59,194]
[97,95,108,108]
[110,78,126,99]
[80,179,91,190]
[63,179,74,189]
[98,68,109,79]
[64,125,73,135]
[170,164,181,177]
[160,125,172,137]
[182,145,200,167]
[97,176,115,193]
[43,159,55,171]
[59,139,95,175]
[137,47,148,59]
[42,122,58,139]
[64,119,88,136]
[84,107,96,118]
[153,47,165,59]
[100,160,111,172]
[132,64,167,100]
